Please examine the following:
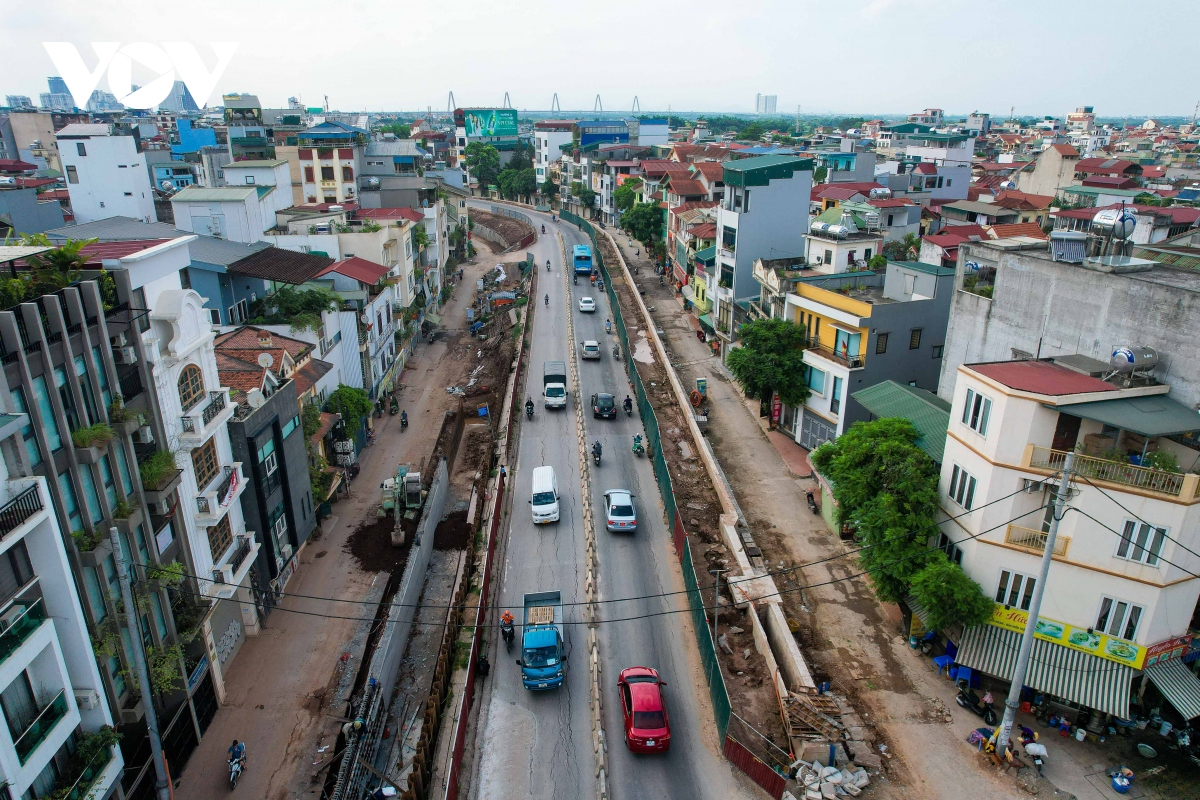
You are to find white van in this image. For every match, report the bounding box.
[530,466,560,524]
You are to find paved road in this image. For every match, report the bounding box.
[472,205,749,800]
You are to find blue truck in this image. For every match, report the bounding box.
[518,590,565,690]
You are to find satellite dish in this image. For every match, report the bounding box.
[247,388,266,408]
[258,352,275,368]
[360,313,369,324]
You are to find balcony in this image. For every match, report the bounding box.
[805,338,865,370]
[195,463,245,527]
[1005,524,1071,557]
[0,483,43,538]
[178,389,233,449]
[13,689,68,764]
[205,532,260,599]
[117,367,144,402]
[55,742,115,800]
[1026,446,1200,501]
[0,597,47,665]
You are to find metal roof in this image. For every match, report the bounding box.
[851,381,951,463]
[222,159,287,168]
[722,155,814,188]
[171,185,260,202]
[0,245,52,263]
[42,217,269,266]
[1144,660,1200,720]
[1050,394,1200,437]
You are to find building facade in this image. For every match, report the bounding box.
[57,124,156,225]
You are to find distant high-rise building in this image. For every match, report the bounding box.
[47,75,69,96]
[86,90,124,112]
[755,93,777,115]
[38,92,74,111]
[159,80,200,113]
[5,95,33,109]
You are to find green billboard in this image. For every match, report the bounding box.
[463,108,518,138]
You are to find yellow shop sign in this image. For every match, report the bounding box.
[989,604,1146,669]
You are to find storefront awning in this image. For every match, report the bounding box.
[698,314,716,332]
[957,624,1134,718]
[905,595,932,627]
[1145,660,1200,720]
[681,285,696,301]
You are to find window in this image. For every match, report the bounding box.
[0,542,34,606]
[281,414,300,438]
[2,671,39,742]
[114,443,133,495]
[304,166,314,182]
[244,175,255,185]
[99,455,117,508]
[1096,596,1143,641]
[823,249,833,264]
[995,570,1036,610]
[53,367,79,432]
[804,365,826,395]
[834,329,860,362]
[192,438,220,491]
[9,388,41,467]
[948,464,977,510]
[722,226,736,249]
[321,166,335,181]
[57,471,82,532]
[908,328,922,349]
[961,388,992,436]
[209,309,222,326]
[207,515,233,561]
[149,592,168,639]
[932,345,944,359]
[831,376,843,415]
[875,333,889,354]
[887,214,894,227]
[83,567,107,623]
[91,346,112,408]
[178,364,204,411]
[1116,520,1167,565]
[342,166,353,181]
[270,502,288,552]
[75,142,86,156]
[935,532,963,564]
[74,356,97,425]
[66,165,78,183]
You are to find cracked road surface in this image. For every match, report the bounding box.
[472,206,751,800]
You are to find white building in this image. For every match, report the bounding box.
[170,184,282,244]
[755,94,778,115]
[0,416,123,800]
[534,120,576,189]
[296,122,367,205]
[57,123,156,224]
[904,131,976,167]
[939,358,1200,724]
[316,257,402,397]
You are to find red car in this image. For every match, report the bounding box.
[618,667,671,753]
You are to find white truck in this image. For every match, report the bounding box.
[543,360,568,409]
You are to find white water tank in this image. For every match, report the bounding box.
[1110,346,1159,373]
[869,187,892,199]
[1093,207,1137,240]
[828,225,849,239]
[811,222,830,234]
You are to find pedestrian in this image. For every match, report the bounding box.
[477,653,490,678]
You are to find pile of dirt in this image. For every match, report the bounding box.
[469,209,534,249]
[433,510,472,550]
[344,515,415,574]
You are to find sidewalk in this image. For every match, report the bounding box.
[175,255,496,800]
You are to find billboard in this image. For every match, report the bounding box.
[463,108,518,138]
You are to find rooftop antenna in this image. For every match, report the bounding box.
[447,91,456,115]
[632,96,640,114]
[502,92,512,109]
[550,93,561,113]
[594,94,603,114]
[795,104,801,134]
[324,94,329,112]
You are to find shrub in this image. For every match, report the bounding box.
[908,555,994,631]
[139,450,179,490]
[71,423,114,449]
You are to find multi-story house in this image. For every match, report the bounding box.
[905,132,976,168]
[57,124,156,224]
[534,120,576,189]
[0,413,124,800]
[782,261,954,448]
[297,122,367,205]
[810,140,877,185]
[357,138,428,209]
[314,258,401,399]
[935,357,1200,725]
[803,204,884,272]
[170,160,293,244]
[222,94,273,162]
[908,108,945,127]
[1016,144,1081,197]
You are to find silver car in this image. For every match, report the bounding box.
[604,489,637,532]
[581,340,601,359]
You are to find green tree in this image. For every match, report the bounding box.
[326,385,372,429]
[21,235,98,294]
[411,225,430,253]
[725,318,811,407]
[464,142,501,188]
[868,254,887,269]
[908,554,994,630]
[813,165,828,184]
[378,122,411,138]
[883,233,921,262]
[613,177,642,212]
[619,201,663,245]
[540,178,559,197]
[736,122,765,141]
[248,286,342,332]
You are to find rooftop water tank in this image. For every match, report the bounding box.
[828,225,849,239]
[1092,207,1137,240]
[365,177,381,189]
[328,204,344,212]
[869,187,892,199]
[999,180,1016,190]
[1110,345,1159,374]
[811,222,830,234]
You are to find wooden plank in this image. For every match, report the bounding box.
[527,606,554,625]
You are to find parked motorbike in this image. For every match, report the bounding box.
[501,620,515,652]
[632,434,645,458]
[228,757,245,789]
[806,490,819,515]
[955,684,997,725]
[389,397,399,416]
[1024,742,1048,775]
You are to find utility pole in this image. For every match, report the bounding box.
[708,568,729,645]
[996,452,1075,753]
[109,526,171,800]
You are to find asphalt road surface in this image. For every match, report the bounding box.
[472,204,749,800]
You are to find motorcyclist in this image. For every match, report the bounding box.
[546,259,551,271]
[545,293,549,305]
[525,397,534,416]
[541,224,545,234]
[501,609,515,643]
[400,410,408,426]
[228,739,246,768]
[623,395,633,414]
[592,440,602,460]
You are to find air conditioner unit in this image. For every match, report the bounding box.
[113,346,137,364]
[73,688,100,711]
[135,425,154,444]
[1023,479,1045,494]
[0,604,26,632]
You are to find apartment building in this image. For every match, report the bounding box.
[297,122,368,205]
[810,140,876,185]
[803,204,884,271]
[534,120,576,189]
[357,139,428,209]
[57,124,156,224]
[0,413,123,800]
[936,358,1200,725]
[781,261,953,448]
[222,94,273,163]
[314,257,402,399]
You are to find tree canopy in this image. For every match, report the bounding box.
[377,122,411,138]
[735,122,765,141]
[613,177,642,212]
[248,286,342,332]
[619,201,662,245]
[540,178,559,197]
[464,142,501,189]
[883,233,921,262]
[326,385,373,428]
[724,318,811,407]
[570,181,597,212]
[811,417,993,626]
[813,165,828,184]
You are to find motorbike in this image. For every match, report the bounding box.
[546,260,551,271]
[228,757,245,789]
[541,225,545,234]
[955,684,997,725]
[526,402,534,420]
[400,411,408,430]
[573,275,578,285]
[632,434,645,458]
[613,344,620,358]
[389,397,399,416]
[501,619,515,652]
[605,319,612,334]
[545,294,549,306]
[624,399,633,417]
[806,490,819,514]
[1024,742,1048,775]
[592,444,602,466]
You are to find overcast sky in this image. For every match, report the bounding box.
[3,0,1196,118]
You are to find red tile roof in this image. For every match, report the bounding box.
[693,161,725,182]
[986,223,1048,240]
[969,360,1118,396]
[688,222,717,239]
[816,186,868,201]
[294,358,333,395]
[913,162,938,174]
[666,178,707,197]
[992,190,1054,211]
[354,207,423,222]
[214,325,313,361]
[1050,144,1079,156]
[1141,166,1168,179]
[867,198,913,208]
[320,255,389,284]
[1081,176,1138,189]
[1074,157,1139,176]
[639,159,686,178]
[0,159,38,172]
[81,239,173,260]
[976,161,1022,172]
[668,200,718,217]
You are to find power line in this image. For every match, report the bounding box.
[1075,473,1200,564]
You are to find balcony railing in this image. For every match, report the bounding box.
[0,484,42,537]
[1005,524,1071,557]
[201,391,227,426]
[229,534,253,573]
[56,743,114,800]
[117,368,143,402]
[181,391,230,438]
[805,338,865,369]
[1028,446,1196,498]
[13,689,68,764]
[0,597,46,663]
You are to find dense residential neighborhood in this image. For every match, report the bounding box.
[1,5,1200,800]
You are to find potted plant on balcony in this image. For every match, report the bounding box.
[108,399,143,436]
[48,725,121,799]
[73,528,112,565]
[72,422,114,464]
[111,500,144,536]
[139,450,183,504]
